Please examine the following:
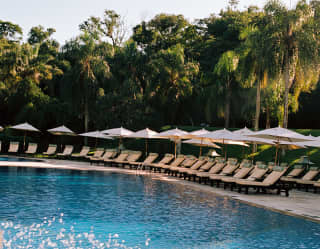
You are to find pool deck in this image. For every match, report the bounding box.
[1,157,320,223]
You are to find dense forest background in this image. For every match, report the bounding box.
[1,0,320,134]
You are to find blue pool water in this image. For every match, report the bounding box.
[0,156,41,162]
[0,167,319,248]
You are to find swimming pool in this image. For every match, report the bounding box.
[0,167,319,248]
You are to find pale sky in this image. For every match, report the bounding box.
[1,0,296,45]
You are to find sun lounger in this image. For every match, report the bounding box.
[128,153,159,170]
[116,151,142,168]
[178,157,208,179]
[244,163,269,181]
[56,145,74,157]
[89,149,116,164]
[158,155,186,173]
[99,149,117,163]
[184,158,216,182]
[147,154,174,172]
[295,167,320,191]
[236,166,289,196]
[104,150,130,166]
[280,164,305,184]
[25,143,37,154]
[72,146,90,158]
[168,155,197,175]
[221,161,254,190]
[209,158,239,186]
[86,148,105,160]
[196,157,226,184]
[43,144,57,155]
[8,141,19,153]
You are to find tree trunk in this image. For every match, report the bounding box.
[283,26,297,129]
[266,104,271,128]
[252,80,261,153]
[84,95,89,145]
[225,79,231,128]
[254,80,261,131]
[283,54,290,128]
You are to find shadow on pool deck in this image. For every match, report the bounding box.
[0,156,319,223]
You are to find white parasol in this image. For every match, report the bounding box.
[10,122,40,149]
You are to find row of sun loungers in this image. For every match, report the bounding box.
[2,141,320,195]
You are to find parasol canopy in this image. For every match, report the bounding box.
[128,128,160,139]
[48,125,76,136]
[11,122,40,132]
[101,127,133,137]
[79,131,113,139]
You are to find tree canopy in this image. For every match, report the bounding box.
[1,0,320,133]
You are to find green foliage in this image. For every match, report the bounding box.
[0,3,320,135]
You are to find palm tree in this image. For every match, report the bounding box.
[214,50,239,128]
[262,0,320,128]
[62,34,110,133]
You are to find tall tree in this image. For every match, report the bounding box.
[61,34,110,133]
[214,50,239,128]
[262,0,320,128]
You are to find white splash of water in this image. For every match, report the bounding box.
[0,214,149,249]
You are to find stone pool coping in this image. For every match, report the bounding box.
[1,156,320,223]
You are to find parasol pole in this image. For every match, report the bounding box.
[225,144,228,160]
[199,138,203,157]
[145,139,148,156]
[275,137,279,165]
[23,131,26,151]
[174,140,177,158]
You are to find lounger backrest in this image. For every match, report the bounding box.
[169,155,185,167]
[92,148,104,157]
[262,166,287,185]
[126,151,142,162]
[181,156,197,167]
[26,143,37,153]
[208,161,226,174]
[216,157,225,164]
[220,160,239,175]
[62,145,74,155]
[247,164,268,180]
[159,154,174,164]
[302,168,319,181]
[115,151,130,161]
[190,159,206,170]
[103,150,116,159]
[45,144,57,154]
[144,153,159,164]
[267,162,275,171]
[240,159,251,168]
[79,146,90,156]
[233,164,253,179]
[8,142,19,153]
[287,165,304,177]
[199,160,215,171]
